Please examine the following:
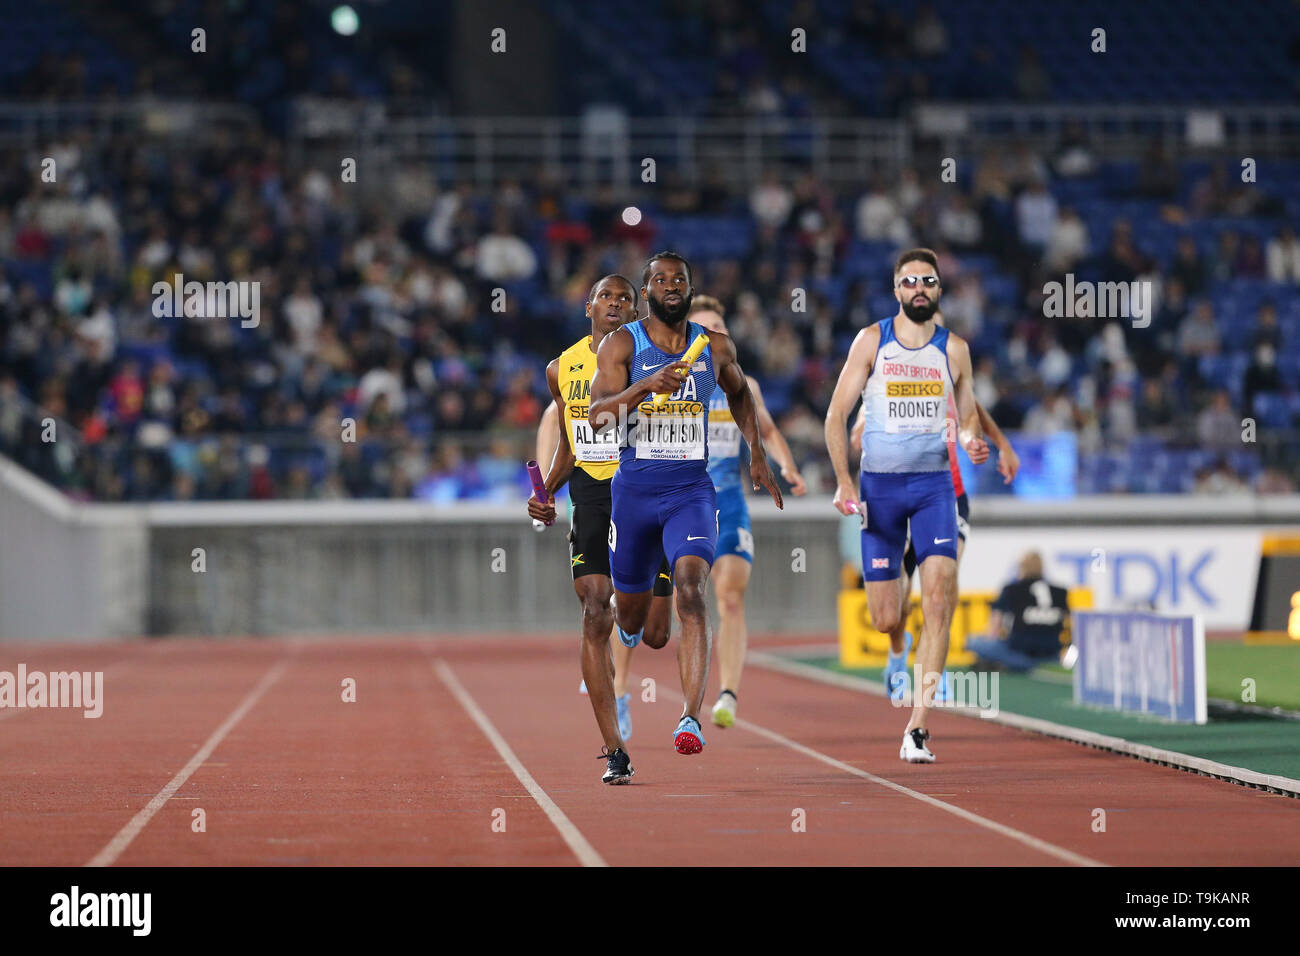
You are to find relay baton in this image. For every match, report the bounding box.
[525,459,551,530]
[651,333,710,409]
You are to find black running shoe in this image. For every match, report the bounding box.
[599,746,634,784]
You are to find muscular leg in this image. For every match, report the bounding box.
[576,575,622,750]
[672,554,713,720]
[885,571,912,655]
[712,555,751,694]
[611,636,633,697]
[611,588,652,636]
[643,593,673,649]
[906,554,957,733]
[864,576,907,639]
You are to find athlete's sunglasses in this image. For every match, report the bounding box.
[897,275,941,289]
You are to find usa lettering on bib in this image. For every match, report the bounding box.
[635,401,706,460]
[569,407,621,461]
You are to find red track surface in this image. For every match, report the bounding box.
[1,635,1297,866]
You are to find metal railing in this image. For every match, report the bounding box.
[913,103,1300,158]
[288,103,911,190]
[0,100,260,149]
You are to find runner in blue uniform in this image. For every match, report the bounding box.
[688,296,807,729]
[824,248,988,764]
[590,252,783,757]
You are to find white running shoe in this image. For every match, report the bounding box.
[900,728,935,763]
[711,691,737,728]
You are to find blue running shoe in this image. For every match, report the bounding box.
[616,623,643,648]
[673,715,706,755]
[616,693,632,740]
[885,631,913,702]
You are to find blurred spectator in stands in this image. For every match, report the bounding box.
[1044,205,1089,273]
[1235,235,1268,279]
[1266,226,1300,282]
[1096,220,1154,285]
[1194,458,1251,495]
[1136,140,1180,201]
[1006,143,1050,193]
[1023,386,1075,434]
[1136,378,1176,434]
[855,176,908,243]
[970,354,998,409]
[1014,176,1057,254]
[988,381,1025,431]
[1169,235,1208,296]
[1243,343,1281,420]
[763,322,803,378]
[1253,301,1282,351]
[497,369,542,429]
[1256,467,1297,494]
[357,350,406,417]
[910,3,949,57]
[1014,46,1050,100]
[742,76,783,117]
[1196,390,1241,452]
[1189,162,1230,217]
[937,193,982,251]
[1210,230,1241,281]
[284,277,323,357]
[1051,121,1096,178]
[968,551,1069,673]
[107,359,144,427]
[1037,333,1072,388]
[750,171,793,230]
[941,273,986,341]
[1177,300,1221,359]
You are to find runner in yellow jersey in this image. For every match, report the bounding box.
[527,274,671,784]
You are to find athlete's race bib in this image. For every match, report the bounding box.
[708,416,741,458]
[569,412,621,462]
[634,410,706,461]
[883,381,946,435]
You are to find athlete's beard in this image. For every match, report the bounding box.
[901,297,938,323]
[648,291,692,324]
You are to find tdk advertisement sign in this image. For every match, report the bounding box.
[961,528,1262,630]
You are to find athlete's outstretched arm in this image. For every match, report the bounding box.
[948,335,988,465]
[849,400,866,460]
[975,401,1019,484]
[825,325,880,515]
[747,375,806,496]
[711,331,782,508]
[528,361,572,525]
[588,327,688,432]
[536,399,561,480]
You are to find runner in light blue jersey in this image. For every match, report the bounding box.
[824,248,989,764]
[690,296,807,729]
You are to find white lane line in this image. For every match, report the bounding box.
[86,657,291,867]
[433,659,606,868]
[750,651,1300,798]
[653,681,1105,867]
